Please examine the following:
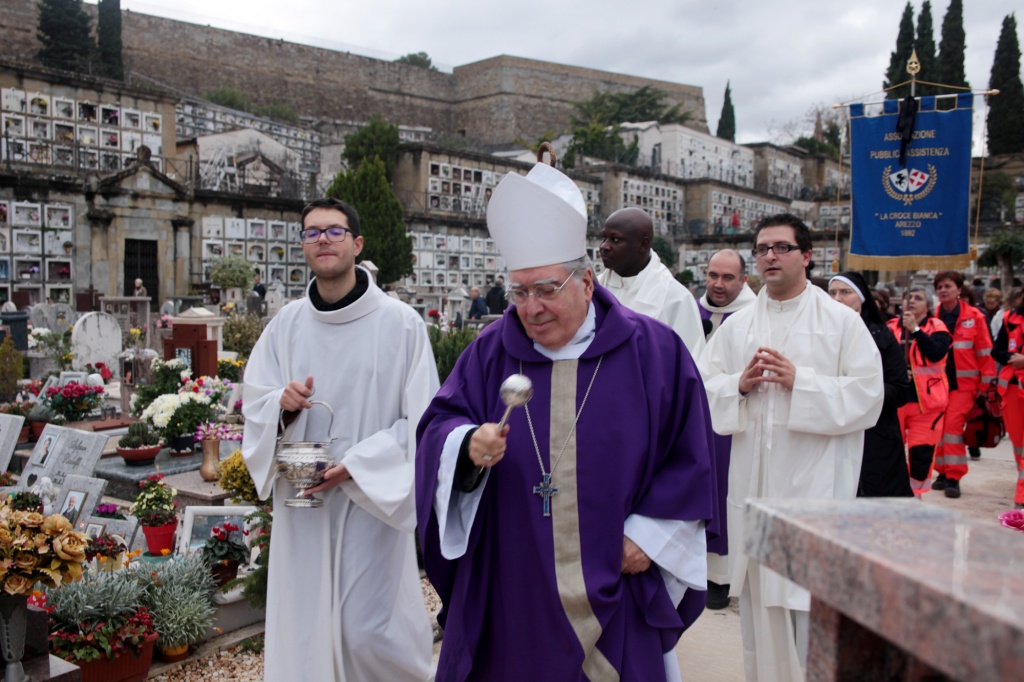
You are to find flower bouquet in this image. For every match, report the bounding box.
[180,375,233,409]
[93,504,126,520]
[200,522,250,587]
[0,506,90,592]
[140,392,216,453]
[193,420,240,443]
[85,533,127,572]
[216,358,246,383]
[128,327,145,348]
[43,381,105,422]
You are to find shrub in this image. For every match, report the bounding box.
[427,325,479,384]
[210,256,254,290]
[0,337,23,400]
[217,450,260,505]
[131,555,216,651]
[223,314,266,361]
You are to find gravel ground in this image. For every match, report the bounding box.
[148,574,443,679]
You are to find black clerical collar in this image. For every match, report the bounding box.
[309,269,369,311]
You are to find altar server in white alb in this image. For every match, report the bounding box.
[242,197,437,682]
[597,207,706,356]
[697,213,883,682]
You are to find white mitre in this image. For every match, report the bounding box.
[486,163,587,270]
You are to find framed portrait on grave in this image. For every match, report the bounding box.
[58,488,87,526]
[429,195,440,209]
[429,163,440,176]
[440,164,451,178]
[84,522,105,539]
[32,432,60,467]
[175,347,193,370]
[440,181,450,195]
[60,371,87,387]
[247,220,267,240]
[428,178,440,193]
[121,357,135,386]
[178,505,257,558]
[434,236,446,251]
[288,222,301,241]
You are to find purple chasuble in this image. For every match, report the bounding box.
[417,285,719,682]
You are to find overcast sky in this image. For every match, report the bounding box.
[111,0,1018,150]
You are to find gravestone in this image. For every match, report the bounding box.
[54,474,108,530]
[0,413,25,472]
[27,302,74,336]
[81,515,139,548]
[70,311,123,379]
[20,425,108,488]
[265,282,286,317]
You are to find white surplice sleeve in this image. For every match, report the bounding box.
[787,314,883,436]
[340,319,440,533]
[241,316,291,502]
[433,424,490,559]
[624,515,707,606]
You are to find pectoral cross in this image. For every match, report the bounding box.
[533,474,558,517]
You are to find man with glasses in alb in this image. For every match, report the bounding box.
[697,213,883,682]
[242,197,437,681]
[417,162,719,681]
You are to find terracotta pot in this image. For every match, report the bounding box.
[210,559,240,588]
[117,444,162,467]
[17,425,29,444]
[74,633,157,682]
[141,521,176,556]
[157,643,190,662]
[28,421,46,441]
[169,435,194,456]
[199,439,220,481]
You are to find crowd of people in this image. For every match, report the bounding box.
[239,160,1024,681]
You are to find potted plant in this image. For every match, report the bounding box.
[27,402,55,440]
[200,522,250,588]
[133,554,215,662]
[86,533,127,572]
[217,450,261,505]
[210,256,253,303]
[140,392,216,455]
[42,381,106,423]
[45,571,158,682]
[94,503,127,520]
[216,358,246,383]
[62,240,73,254]
[129,357,188,418]
[6,491,44,514]
[129,475,178,556]
[116,422,163,466]
[0,506,91,679]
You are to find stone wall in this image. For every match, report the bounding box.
[0,0,706,146]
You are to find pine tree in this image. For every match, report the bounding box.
[937,0,969,90]
[37,0,93,74]
[884,3,916,99]
[327,156,413,284]
[915,1,938,96]
[343,117,400,181]
[987,15,1024,155]
[97,0,124,80]
[716,82,736,142]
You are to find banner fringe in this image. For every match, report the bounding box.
[847,254,972,271]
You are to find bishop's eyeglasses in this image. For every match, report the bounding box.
[506,269,577,305]
[300,226,352,243]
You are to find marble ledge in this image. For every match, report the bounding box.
[745,498,1024,682]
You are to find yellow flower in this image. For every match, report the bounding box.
[52,532,87,562]
[42,515,71,536]
[3,574,31,595]
[12,552,37,571]
[17,512,44,528]
[0,528,12,548]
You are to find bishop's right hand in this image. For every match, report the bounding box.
[470,423,509,468]
[280,375,315,411]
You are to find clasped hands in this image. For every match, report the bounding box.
[739,346,797,394]
[280,375,350,495]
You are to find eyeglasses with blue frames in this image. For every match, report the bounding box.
[752,243,801,258]
[300,226,352,243]
[506,269,578,305]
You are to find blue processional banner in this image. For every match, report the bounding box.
[849,93,973,270]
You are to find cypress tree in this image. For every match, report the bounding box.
[716,82,736,142]
[97,0,124,80]
[987,15,1024,155]
[327,156,413,284]
[343,117,400,181]
[884,3,916,99]
[37,0,93,74]
[915,1,938,96]
[937,0,969,90]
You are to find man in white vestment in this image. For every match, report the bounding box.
[597,207,705,356]
[242,197,436,682]
[696,248,757,610]
[697,214,883,682]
